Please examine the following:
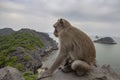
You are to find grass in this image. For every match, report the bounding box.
[15,63,24,71]
[23,55,31,61]
[23,71,38,80]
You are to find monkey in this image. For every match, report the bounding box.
[59,57,73,73]
[37,18,96,79]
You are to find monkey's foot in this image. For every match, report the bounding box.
[61,66,73,73]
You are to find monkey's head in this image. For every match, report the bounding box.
[53,18,71,37]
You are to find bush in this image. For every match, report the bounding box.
[5,56,17,66]
[0,54,6,65]
[21,48,25,53]
[15,63,24,71]
[23,55,31,61]
[23,71,38,80]
[23,71,33,76]
[11,56,17,62]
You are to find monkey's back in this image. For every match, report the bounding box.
[60,26,96,64]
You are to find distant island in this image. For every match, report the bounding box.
[94,37,117,44]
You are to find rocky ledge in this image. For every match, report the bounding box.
[0,65,120,80]
[38,65,120,80]
[94,37,117,44]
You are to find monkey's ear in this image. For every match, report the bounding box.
[59,18,64,24]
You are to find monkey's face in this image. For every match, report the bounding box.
[54,29,58,37]
[53,19,65,37]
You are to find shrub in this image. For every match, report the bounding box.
[23,71,38,80]
[0,54,6,65]
[5,56,17,66]
[11,56,17,62]
[15,63,24,71]
[21,48,25,53]
[23,55,31,61]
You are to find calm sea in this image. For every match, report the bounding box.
[49,33,120,74]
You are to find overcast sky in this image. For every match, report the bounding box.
[0,0,120,36]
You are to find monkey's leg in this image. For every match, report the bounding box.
[71,60,91,76]
[61,57,73,73]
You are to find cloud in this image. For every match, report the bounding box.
[0,0,120,36]
[0,1,25,10]
[47,0,120,22]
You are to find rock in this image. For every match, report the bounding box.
[95,35,99,39]
[38,65,120,80]
[94,37,117,44]
[0,28,15,36]
[10,47,43,72]
[0,66,25,80]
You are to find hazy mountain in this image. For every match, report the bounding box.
[0,28,15,36]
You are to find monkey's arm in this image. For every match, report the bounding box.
[37,47,67,79]
[49,48,67,73]
[38,33,69,79]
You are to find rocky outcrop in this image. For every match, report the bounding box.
[0,28,58,73]
[9,47,43,73]
[0,66,25,80]
[0,28,15,36]
[38,65,120,80]
[94,37,117,44]
[95,35,99,39]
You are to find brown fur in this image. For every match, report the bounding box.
[38,19,96,79]
[54,19,96,64]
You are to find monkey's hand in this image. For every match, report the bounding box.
[37,70,52,80]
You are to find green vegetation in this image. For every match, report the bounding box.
[5,56,17,66]
[23,71,38,80]
[15,63,24,71]
[23,55,31,61]
[0,32,43,53]
[0,31,43,70]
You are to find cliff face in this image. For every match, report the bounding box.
[0,28,57,73]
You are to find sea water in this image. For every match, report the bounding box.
[95,43,120,74]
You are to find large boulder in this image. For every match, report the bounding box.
[0,66,25,80]
[94,37,117,44]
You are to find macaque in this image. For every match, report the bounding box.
[37,19,96,79]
